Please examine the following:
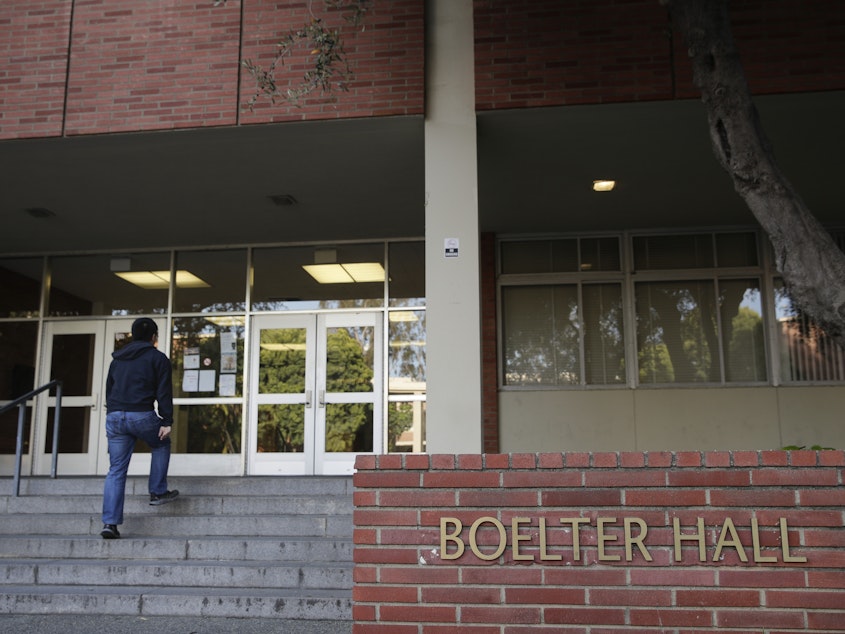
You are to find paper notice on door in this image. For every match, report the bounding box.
[219,373,236,396]
[199,369,216,392]
[182,370,199,392]
[184,347,200,370]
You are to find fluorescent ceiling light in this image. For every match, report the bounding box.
[115,270,210,289]
[260,343,307,351]
[389,341,426,348]
[388,311,420,322]
[204,316,245,328]
[302,262,385,284]
[593,180,616,192]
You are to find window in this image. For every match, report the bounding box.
[500,237,624,387]
[497,231,805,388]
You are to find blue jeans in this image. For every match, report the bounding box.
[102,410,171,525]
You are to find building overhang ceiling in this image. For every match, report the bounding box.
[1,91,843,257]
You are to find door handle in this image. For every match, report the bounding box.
[318,389,325,408]
[305,390,312,408]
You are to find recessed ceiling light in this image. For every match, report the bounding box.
[25,207,56,218]
[593,180,616,192]
[269,194,298,206]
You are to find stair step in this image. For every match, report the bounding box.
[0,559,352,589]
[0,513,353,537]
[0,475,354,622]
[2,494,353,515]
[7,476,352,497]
[0,585,352,619]
[0,535,353,562]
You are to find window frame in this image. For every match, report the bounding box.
[497,229,796,390]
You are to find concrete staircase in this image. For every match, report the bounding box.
[0,476,353,622]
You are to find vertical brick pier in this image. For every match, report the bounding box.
[352,451,845,632]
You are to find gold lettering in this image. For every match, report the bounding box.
[539,518,562,561]
[597,517,621,561]
[780,518,807,563]
[713,517,748,562]
[751,518,777,563]
[512,517,534,561]
[469,517,507,561]
[560,517,591,561]
[624,517,653,562]
[440,517,465,560]
[673,517,706,562]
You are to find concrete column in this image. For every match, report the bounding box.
[424,0,482,453]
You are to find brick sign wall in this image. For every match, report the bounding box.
[352,451,845,632]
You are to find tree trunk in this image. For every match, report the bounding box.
[663,0,845,348]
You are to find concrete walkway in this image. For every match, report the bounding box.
[0,615,352,634]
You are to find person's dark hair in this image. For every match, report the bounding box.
[131,317,159,342]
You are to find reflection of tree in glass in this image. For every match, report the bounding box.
[389,311,426,383]
[637,283,717,383]
[325,328,374,452]
[257,328,306,452]
[387,402,414,452]
[187,404,241,453]
[727,306,765,381]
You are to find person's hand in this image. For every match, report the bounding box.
[158,425,172,440]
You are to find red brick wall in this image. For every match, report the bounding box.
[240,0,425,124]
[2,1,842,139]
[0,1,72,138]
[474,0,845,110]
[0,0,424,140]
[353,451,845,632]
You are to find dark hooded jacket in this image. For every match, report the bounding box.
[105,340,173,425]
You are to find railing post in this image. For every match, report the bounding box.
[13,403,26,497]
[50,381,63,479]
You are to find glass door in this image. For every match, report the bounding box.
[34,321,107,475]
[249,312,383,475]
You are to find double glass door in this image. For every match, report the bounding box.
[249,313,382,475]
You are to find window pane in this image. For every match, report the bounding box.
[501,240,578,274]
[389,309,426,385]
[49,253,170,316]
[716,232,758,267]
[633,235,714,270]
[636,281,718,383]
[172,403,242,454]
[775,279,845,381]
[173,249,246,312]
[0,321,38,455]
[0,322,38,400]
[583,284,625,384]
[580,237,621,272]
[171,316,245,398]
[389,241,425,307]
[251,244,384,311]
[721,280,766,382]
[0,258,42,318]
[387,400,426,453]
[326,403,373,452]
[502,285,580,386]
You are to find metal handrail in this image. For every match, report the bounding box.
[1,380,63,497]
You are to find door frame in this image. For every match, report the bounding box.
[34,320,108,475]
[248,311,383,476]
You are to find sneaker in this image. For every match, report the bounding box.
[100,524,120,539]
[149,490,179,506]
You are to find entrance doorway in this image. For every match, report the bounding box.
[34,319,137,475]
[248,313,383,475]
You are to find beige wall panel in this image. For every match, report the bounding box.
[634,389,782,450]
[777,387,845,449]
[499,390,636,452]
